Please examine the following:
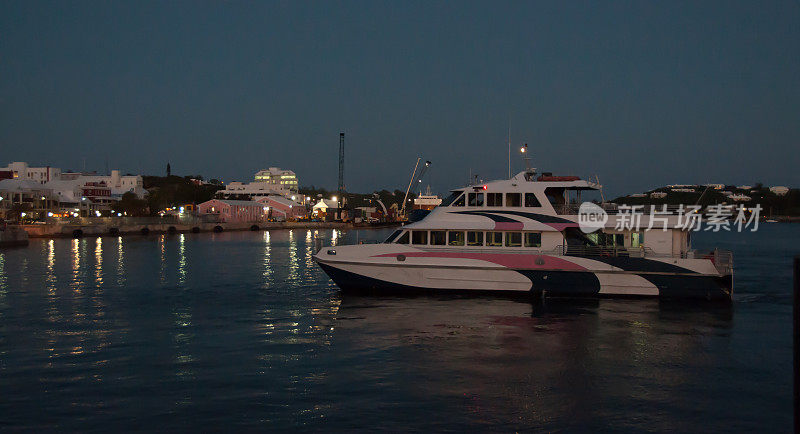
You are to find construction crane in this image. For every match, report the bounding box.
[401,159,431,217]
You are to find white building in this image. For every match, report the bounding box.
[253,167,298,193]
[0,162,145,215]
[649,192,667,199]
[218,168,299,200]
[729,194,751,202]
[1,162,61,184]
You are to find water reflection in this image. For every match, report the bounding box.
[178,234,187,285]
[94,237,103,287]
[46,240,56,292]
[262,231,273,288]
[332,295,734,428]
[116,237,125,286]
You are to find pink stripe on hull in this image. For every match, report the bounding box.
[494,222,524,230]
[373,252,586,270]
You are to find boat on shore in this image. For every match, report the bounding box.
[314,170,733,300]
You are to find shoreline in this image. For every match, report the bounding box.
[17,220,400,239]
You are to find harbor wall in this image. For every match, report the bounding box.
[19,220,373,239]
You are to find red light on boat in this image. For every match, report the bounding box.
[482,185,487,190]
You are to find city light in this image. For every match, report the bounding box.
[21,212,27,217]
[117,212,122,217]
[95,211,101,217]
[47,212,53,217]
[291,195,296,200]
[332,196,337,201]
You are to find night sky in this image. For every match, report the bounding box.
[2,1,798,197]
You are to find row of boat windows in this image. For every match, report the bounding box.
[440,192,542,208]
[387,230,542,247]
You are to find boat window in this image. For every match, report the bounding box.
[430,230,446,245]
[544,187,566,207]
[384,230,402,243]
[467,231,483,246]
[506,193,521,207]
[411,230,428,245]
[440,192,461,207]
[395,231,410,244]
[505,232,522,247]
[487,193,503,207]
[448,231,465,246]
[525,193,542,207]
[468,192,484,207]
[486,231,503,246]
[631,231,644,248]
[525,232,541,247]
[452,194,465,207]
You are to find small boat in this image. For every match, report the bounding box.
[314,170,733,300]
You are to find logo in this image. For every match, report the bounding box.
[578,202,608,233]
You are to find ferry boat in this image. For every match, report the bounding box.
[313,170,733,300]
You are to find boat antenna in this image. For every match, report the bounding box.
[507,118,511,179]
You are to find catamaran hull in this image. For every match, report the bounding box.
[316,259,732,301]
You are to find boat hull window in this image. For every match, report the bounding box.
[486,231,503,246]
[430,230,446,245]
[525,232,541,247]
[505,232,522,247]
[452,194,465,207]
[525,193,542,207]
[468,192,484,207]
[412,231,428,245]
[467,231,483,246]
[506,193,521,207]
[487,193,502,207]
[448,231,465,246]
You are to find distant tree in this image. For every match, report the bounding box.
[166,163,171,177]
[112,192,149,216]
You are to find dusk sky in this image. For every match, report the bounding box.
[2,1,798,197]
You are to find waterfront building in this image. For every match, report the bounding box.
[312,199,338,219]
[650,192,667,199]
[729,194,751,202]
[255,196,306,221]
[197,199,270,223]
[217,168,299,200]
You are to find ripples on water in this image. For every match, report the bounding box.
[0,226,794,431]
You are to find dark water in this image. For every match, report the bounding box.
[0,225,794,432]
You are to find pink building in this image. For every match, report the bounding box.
[256,196,306,221]
[197,199,268,223]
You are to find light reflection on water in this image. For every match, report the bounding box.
[0,226,793,431]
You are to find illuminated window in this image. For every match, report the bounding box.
[505,232,522,247]
[525,233,541,247]
[486,232,503,246]
[448,231,465,246]
[467,231,483,246]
